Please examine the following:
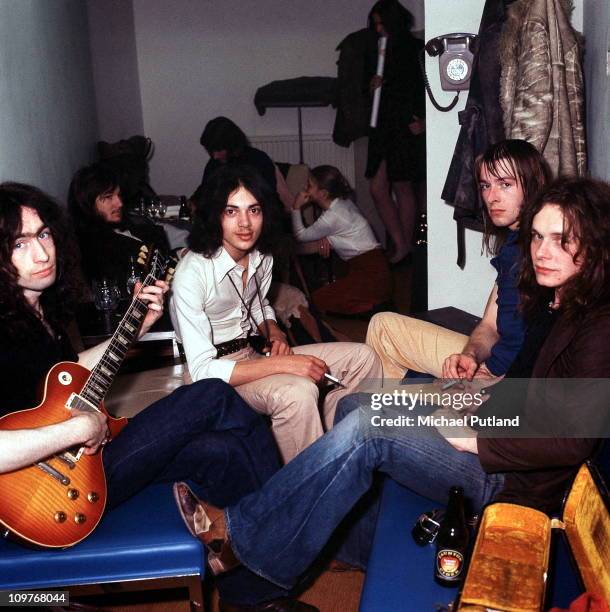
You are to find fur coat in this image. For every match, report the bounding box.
[499,0,586,177]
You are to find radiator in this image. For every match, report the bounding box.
[249,134,355,187]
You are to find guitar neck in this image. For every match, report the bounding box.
[80,273,156,407]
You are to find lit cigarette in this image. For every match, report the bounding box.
[265,351,345,387]
[324,373,345,387]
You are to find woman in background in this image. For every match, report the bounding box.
[291,165,391,315]
[366,0,425,263]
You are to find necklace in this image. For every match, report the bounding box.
[226,264,270,342]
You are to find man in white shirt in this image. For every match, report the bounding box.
[170,165,381,463]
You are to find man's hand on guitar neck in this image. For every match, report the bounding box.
[78,279,169,371]
[133,279,169,338]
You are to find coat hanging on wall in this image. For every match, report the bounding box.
[499,0,586,178]
[440,0,509,269]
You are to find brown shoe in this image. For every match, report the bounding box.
[173,481,240,574]
[220,598,319,612]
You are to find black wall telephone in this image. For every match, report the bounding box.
[419,33,477,112]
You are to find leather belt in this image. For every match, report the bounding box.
[214,337,250,358]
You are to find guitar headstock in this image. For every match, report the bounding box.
[135,245,176,287]
[147,250,167,283]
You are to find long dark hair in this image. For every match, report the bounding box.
[519,178,610,321]
[474,139,552,256]
[310,165,354,201]
[199,117,249,158]
[188,165,281,257]
[368,0,414,38]
[0,182,82,340]
[68,162,121,234]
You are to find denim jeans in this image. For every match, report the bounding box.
[226,393,505,590]
[102,378,289,606]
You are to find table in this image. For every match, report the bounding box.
[155,217,191,250]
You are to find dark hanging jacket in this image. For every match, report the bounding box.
[440,0,510,268]
[332,28,377,147]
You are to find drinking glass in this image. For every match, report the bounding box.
[93,278,120,312]
[146,198,156,219]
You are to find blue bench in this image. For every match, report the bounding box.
[360,480,458,611]
[0,483,205,608]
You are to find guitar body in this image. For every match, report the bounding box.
[0,362,128,548]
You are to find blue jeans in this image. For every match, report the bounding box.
[226,393,505,589]
[102,378,289,606]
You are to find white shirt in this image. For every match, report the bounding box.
[170,247,276,383]
[291,198,380,261]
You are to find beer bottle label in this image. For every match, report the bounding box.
[436,549,464,580]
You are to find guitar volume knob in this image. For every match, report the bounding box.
[54,511,67,523]
[74,513,86,524]
[67,488,79,500]
[87,491,99,503]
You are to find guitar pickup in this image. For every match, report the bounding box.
[36,461,70,486]
[66,393,99,414]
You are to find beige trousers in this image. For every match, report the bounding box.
[366,312,468,380]
[224,342,381,463]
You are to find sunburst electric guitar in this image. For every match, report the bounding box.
[0,251,173,548]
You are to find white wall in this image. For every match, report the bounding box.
[87,0,144,142]
[583,0,610,182]
[128,0,424,195]
[0,0,98,201]
[424,0,494,315]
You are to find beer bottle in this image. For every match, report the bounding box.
[178,195,189,220]
[434,486,469,586]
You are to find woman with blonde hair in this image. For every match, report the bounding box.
[291,164,391,315]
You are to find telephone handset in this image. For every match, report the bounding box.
[418,33,477,112]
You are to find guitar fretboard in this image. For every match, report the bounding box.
[80,269,160,407]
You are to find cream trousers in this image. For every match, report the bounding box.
[366,312,468,380]
[224,342,381,463]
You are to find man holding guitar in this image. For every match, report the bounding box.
[0,182,317,612]
[68,161,170,295]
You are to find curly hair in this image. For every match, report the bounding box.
[310,165,354,201]
[199,117,249,158]
[519,177,610,322]
[0,183,83,340]
[188,164,282,257]
[474,139,552,256]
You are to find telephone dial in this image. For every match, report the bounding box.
[419,33,477,112]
